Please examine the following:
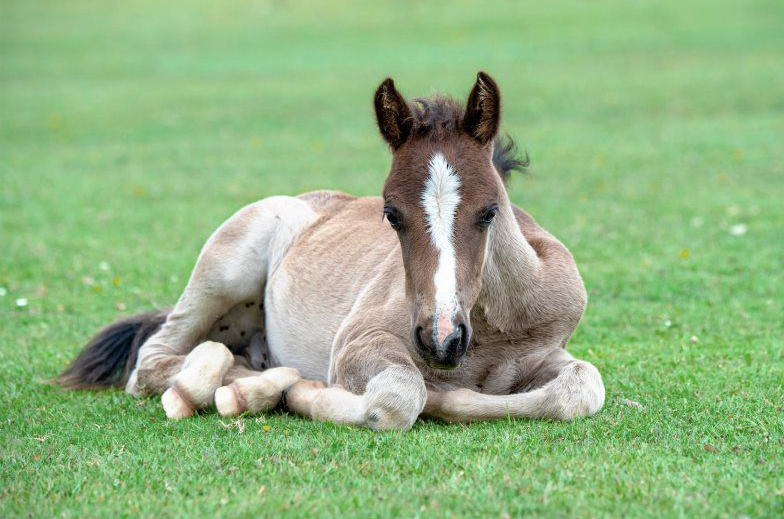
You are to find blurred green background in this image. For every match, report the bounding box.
[1,0,782,517]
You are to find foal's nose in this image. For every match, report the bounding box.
[413,313,471,370]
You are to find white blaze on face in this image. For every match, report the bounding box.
[421,152,461,349]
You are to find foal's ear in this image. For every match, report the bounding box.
[462,72,501,146]
[374,78,413,149]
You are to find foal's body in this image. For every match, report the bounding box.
[273,192,586,395]
[58,73,605,430]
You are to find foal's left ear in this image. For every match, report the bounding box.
[462,72,501,146]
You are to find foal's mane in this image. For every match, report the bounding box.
[408,95,529,183]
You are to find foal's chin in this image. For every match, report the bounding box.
[420,354,466,372]
[427,362,463,372]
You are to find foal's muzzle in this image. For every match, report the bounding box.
[413,320,471,370]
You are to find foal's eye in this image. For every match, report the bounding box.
[478,205,498,227]
[384,207,402,230]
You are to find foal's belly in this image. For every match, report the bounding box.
[263,196,401,381]
[263,268,341,381]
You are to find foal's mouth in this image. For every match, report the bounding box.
[413,324,470,371]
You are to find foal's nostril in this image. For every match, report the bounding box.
[443,329,462,352]
[458,323,469,349]
[414,326,426,350]
[442,323,470,354]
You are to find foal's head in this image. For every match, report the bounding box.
[375,72,524,370]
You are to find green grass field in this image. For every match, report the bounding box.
[2,0,783,517]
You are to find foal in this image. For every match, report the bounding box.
[57,72,605,430]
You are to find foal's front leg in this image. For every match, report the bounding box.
[424,349,605,422]
[284,331,427,431]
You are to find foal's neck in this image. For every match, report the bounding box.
[477,191,542,331]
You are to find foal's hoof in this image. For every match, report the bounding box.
[215,384,244,417]
[365,403,419,431]
[161,386,194,419]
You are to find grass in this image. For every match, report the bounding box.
[1,0,783,517]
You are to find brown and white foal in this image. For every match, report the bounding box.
[56,72,605,430]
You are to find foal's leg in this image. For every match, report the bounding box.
[423,349,605,422]
[162,344,302,419]
[160,341,235,418]
[125,196,316,400]
[284,332,427,431]
[213,360,301,417]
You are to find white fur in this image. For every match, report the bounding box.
[421,153,461,347]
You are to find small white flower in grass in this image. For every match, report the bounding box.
[729,224,747,236]
[16,298,28,307]
[0,287,6,296]
[99,261,110,271]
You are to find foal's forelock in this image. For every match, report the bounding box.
[421,153,462,348]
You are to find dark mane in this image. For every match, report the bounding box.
[492,134,529,183]
[408,95,528,183]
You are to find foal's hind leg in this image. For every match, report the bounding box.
[160,341,301,419]
[213,337,302,417]
[423,348,605,422]
[160,341,235,419]
[125,196,317,400]
[214,364,302,417]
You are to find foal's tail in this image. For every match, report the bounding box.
[52,309,169,390]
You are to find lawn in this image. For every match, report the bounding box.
[1,0,782,517]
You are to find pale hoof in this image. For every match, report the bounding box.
[215,384,244,417]
[161,386,194,419]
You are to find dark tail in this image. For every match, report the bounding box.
[53,309,169,390]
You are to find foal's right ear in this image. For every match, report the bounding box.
[374,78,412,149]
